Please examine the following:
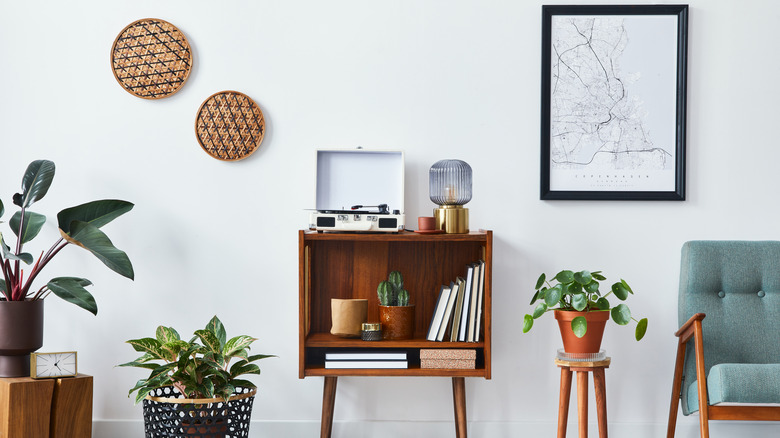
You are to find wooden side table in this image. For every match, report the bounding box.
[0,374,92,438]
[556,357,610,438]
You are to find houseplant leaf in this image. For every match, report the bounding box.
[9,211,46,244]
[156,326,181,344]
[522,314,533,333]
[544,284,563,307]
[205,315,227,348]
[61,220,134,280]
[571,316,587,338]
[534,273,546,290]
[571,293,588,311]
[46,277,97,315]
[57,200,134,235]
[555,270,574,284]
[16,160,55,208]
[635,318,648,341]
[532,302,547,319]
[127,338,165,359]
[194,329,222,354]
[573,270,592,285]
[224,335,256,358]
[611,282,630,300]
[611,304,631,325]
[1,234,33,264]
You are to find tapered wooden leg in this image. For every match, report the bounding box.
[667,340,686,438]
[452,377,467,438]
[593,368,607,438]
[693,321,710,438]
[577,371,588,438]
[558,367,573,438]
[321,376,338,438]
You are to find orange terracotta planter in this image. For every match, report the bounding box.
[554,310,609,353]
[379,305,415,340]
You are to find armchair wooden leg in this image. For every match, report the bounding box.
[667,340,686,438]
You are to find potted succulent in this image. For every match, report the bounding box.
[120,315,275,437]
[377,270,414,340]
[522,270,648,353]
[0,159,134,376]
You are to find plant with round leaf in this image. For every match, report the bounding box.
[120,315,276,404]
[377,270,410,306]
[0,160,134,314]
[522,270,648,341]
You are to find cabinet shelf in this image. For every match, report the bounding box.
[299,229,492,380]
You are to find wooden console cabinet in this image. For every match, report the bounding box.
[299,230,492,437]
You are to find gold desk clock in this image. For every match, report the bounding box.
[30,351,78,379]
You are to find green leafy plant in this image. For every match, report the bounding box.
[523,269,648,341]
[0,160,134,314]
[120,315,276,403]
[377,270,410,306]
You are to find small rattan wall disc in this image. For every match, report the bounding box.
[111,18,192,99]
[195,91,265,161]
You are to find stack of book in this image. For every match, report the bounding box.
[425,260,486,342]
[420,349,476,369]
[324,350,408,369]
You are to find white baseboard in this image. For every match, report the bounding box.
[93,419,779,437]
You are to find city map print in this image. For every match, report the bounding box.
[549,15,676,192]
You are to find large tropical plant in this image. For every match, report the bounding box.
[120,315,276,403]
[0,160,134,314]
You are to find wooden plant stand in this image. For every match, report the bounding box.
[556,358,611,438]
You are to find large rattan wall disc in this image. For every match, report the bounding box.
[111,18,192,99]
[195,91,265,161]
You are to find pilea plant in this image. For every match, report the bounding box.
[377,270,410,306]
[120,315,275,403]
[0,159,134,314]
[523,269,648,341]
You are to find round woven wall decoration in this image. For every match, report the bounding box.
[195,91,266,161]
[111,18,192,99]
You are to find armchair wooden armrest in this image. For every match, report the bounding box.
[675,313,706,341]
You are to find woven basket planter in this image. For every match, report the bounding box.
[142,386,256,438]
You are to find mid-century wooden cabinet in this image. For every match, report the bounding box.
[298,230,492,437]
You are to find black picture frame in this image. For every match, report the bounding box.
[540,5,688,200]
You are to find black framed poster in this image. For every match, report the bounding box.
[540,5,688,200]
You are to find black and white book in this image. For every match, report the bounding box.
[325,360,408,369]
[467,261,482,342]
[458,264,476,342]
[450,277,466,342]
[436,281,460,341]
[473,260,486,342]
[426,285,451,341]
[325,351,407,361]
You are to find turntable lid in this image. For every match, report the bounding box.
[315,150,404,213]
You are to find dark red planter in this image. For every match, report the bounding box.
[0,299,44,377]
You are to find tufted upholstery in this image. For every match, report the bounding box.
[678,241,780,415]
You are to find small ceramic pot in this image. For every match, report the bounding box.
[554,310,610,354]
[379,305,415,340]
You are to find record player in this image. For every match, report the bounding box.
[309,149,405,232]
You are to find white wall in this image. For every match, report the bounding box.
[1,0,778,436]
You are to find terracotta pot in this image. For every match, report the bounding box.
[379,305,415,340]
[0,299,44,377]
[554,310,609,354]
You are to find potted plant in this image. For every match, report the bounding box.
[377,270,414,340]
[0,159,134,376]
[120,315,275,437]
[522,270,648,353]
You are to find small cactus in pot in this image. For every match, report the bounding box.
[377,271,414,339]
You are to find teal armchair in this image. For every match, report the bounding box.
[667,241,780,437]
